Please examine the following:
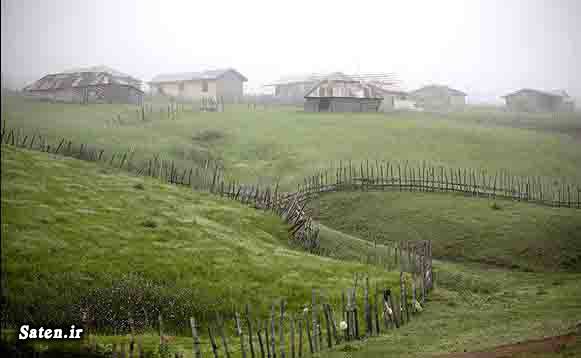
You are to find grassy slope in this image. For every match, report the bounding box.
[4,95,581,189]
[310,191,581,272]
[321,260,581,358]
[1,145,398,333]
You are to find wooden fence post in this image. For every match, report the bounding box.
[256,321,266,358]
[208,325,220,358]
[245,304,256,358]
[236,312,247,358]
[305,311,313,354]
[311,289,318,352]
[290,314,295,358]
[190,317,202,358]
[270,304,276,358]
[298,317,303,358]
[364,276,372,336]
[279,300,286,358]
[217,313,231,358]
[323,303,332,349]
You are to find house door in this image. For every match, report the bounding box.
[319,98,331,112]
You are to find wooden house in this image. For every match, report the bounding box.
[409,85,467,110]
[149,68,247,103]
[502,89,575,113]
[267,74,325,104]
[303,73,384,112]
[23,66,143,105]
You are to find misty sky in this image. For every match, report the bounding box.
[2,0,580,101]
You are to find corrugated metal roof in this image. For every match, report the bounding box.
[501,88,570,99]
[60,66,130,77]
[149,68,247,83]
[304,73,385,99]
[268,72,399,86]
[267,73,330,86]
[24,66,142,92]
[410,85,467,97]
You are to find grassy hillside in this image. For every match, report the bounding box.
[1,145,398,334]
[321,260,581,358]
[3,95,581,190]
[310,191,581,272]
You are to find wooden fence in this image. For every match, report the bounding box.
[101,97,228,128]
[0,125,320,251]
[283,160,581,209]
[73,242,433,357]
[3,239,433,357]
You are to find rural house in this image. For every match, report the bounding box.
[148,68,247,103]
[367,83,418,112]
[303,73,384,113]
[23,66,143,105]
[409,85,467,110]
[501,89,575,113]
[267,74,324,104]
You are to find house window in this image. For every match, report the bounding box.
[202,80,208,93]
[178,82,185,92]
[319,87,325,96]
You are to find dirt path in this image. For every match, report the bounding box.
[431,332,579,358]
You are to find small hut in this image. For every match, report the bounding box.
[502,89,575,113]
[409,85,467,110]
[23,66,143,105]
[303,73,384,112]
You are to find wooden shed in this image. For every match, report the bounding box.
[303,73,384,113]
[502,89,575,113]
[409,85,467,110]
[23,66,143,105]
[149,68,247,104]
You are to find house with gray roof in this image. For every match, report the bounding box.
[148,68,247,103]
[303,73,385,112]
[23,66,143,105]
[501,88,575,113]
[266,73,328,104]
[409,85,467,110]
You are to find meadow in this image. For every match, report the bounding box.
[1,145,398,332]
[310,191,581,272]
[3,94,581,190]
[2,94,581,356]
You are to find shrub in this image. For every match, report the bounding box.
[142,219,157,228]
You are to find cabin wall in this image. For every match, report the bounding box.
[26,85,142,105]
[505,92,563,112]
[304,98,319,112]
[450,95,466,107]
[412,88,465,110]
[101,85,143,105]
[26,88,77,102]
[304,98,382,112]
[216,71,244,103]
[153,80,218,100]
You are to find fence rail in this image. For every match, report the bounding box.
[0,125,320,251]
[72,242,433,357]
[282,160,581,209]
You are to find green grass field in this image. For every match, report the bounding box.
[320,260,581,358]
[1,145,398,335]
[310,191,581,272]
[3,95,581,190]
[2,95,581,357]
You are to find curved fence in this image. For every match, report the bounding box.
[288,160,581,209]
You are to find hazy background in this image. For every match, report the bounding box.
[2,0,580,103]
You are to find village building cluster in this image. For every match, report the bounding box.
[22,66,576,113]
